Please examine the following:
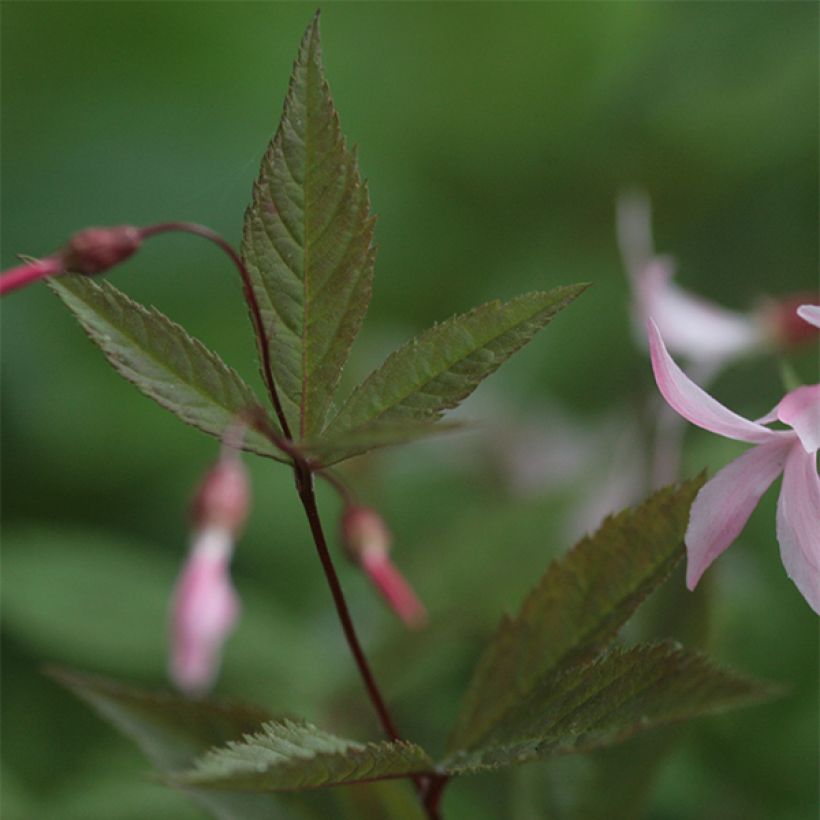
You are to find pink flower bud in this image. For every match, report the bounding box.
[191,458,250,533]
[169,526,240,696]
[61,225,142,275]
[341,506,427,628]
[170,455,251,696]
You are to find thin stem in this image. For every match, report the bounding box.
[139,221,292,439]
[293,460,403,742]
[424,775,449,818]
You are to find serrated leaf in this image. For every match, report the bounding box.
[301,419,468,466]
[50,275,283,461]
[242,12,376,439]
[324,286,586,439]
[442,641,778,774]
[172,719,434,792]
[448,478,704,752]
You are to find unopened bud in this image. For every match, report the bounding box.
[341,506,427,628]
[61,225,142,275]
[191,458,250,533]
[341,505,392,562]
[169,527,240,696]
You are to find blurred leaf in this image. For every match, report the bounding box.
[448,478,703,752]
[242,12,376,439]
[302,420,468,466]
[442,641,778,774]
[50,667,312,820]
[172,719,433,792]
[49,667,273,771]
[326,286,586,438]
[49,275,283,461]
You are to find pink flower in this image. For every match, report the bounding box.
[648,319,819,614]
[169,456,250,695]
[341,506,427,628]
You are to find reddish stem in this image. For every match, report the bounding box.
[139,222,292,439]
[0,257,63,295]
[293,461,403,741]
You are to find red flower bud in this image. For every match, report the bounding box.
[61,225,142,275]
[341,506,427,628]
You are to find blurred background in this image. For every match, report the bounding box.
[1,3,817,819]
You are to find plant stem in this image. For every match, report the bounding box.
[139,221,292,439]
[293,460,402,741]
[293,458,445,818]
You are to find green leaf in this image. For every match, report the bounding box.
[50,667,308,820]
[442,641,778,774]
[50,275,283,461]
[49,667,273,771]
[301,419,468,466]
[242,11,376,439]
[448,478,704,752]
[325,286,586,439]
[171,719,434,792]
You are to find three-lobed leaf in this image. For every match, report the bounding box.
[325,286,586,441]
[448,477,704,752]
[442,641,777,774]
[50,275,283,461]
[170,719,434,792]
[242,11,376,440]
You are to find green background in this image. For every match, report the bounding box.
[1,3,817,818]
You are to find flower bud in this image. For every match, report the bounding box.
[191,458,250,533]
[61,225,142,275]
[169,527,240,696]
[341,506,427,628]
[170,453,250,696]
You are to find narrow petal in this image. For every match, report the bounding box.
[685,439,792,589]
[648,319,786,444]
[643,267,762,362]
[797,304,820,329]
[776,446,820,614]
[776,384,820,454]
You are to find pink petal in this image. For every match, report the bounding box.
[642,268,761,363]
[776,445,820,614]
[169,527,240,695]
[776,384,820,454]
[648,319,786,444]
[796,304,820,329]
[685,439,792,589]
[361,550,427,628]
